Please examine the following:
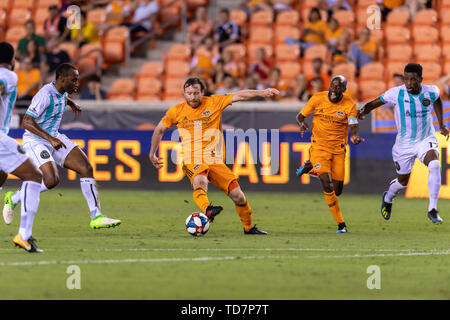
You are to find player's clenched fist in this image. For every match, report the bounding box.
[50,137,66,150]
[150,154,164,168]
[350,135,365,144]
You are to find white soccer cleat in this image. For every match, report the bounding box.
[3,191,16,225]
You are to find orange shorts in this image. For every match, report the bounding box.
[309,146,345,181]
[182,162,238,194]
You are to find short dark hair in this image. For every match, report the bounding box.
[308,8,321,21]
[55,63,76,79]
[404,63,422,77]
[80,10,87,19]
[183,77,205,91]
[220,8,230,16]
[0,42,14,64]
[88,74,101,83]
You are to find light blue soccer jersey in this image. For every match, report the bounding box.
[23,81,68,141]
[380,84,440,147]
[0,67,18,134]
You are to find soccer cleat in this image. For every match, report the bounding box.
[90,215,122,229]
[244,225,268,235]
[380,191,392,220]
[12,233,42,253]
[3,191,17,225]
[296,160,313,177]
[336,222,348,234]
[204,204,223,222]
[427,209,443,224]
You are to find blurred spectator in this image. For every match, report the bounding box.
[305,57,331,91]
[292,73,310,102]
[329,33,350,66]
[16,57,42,102]
[211,59,231,90]
[124,0,159,35]
[215,75,239,94]
[186,6,214,53]
[71,11,100,47]
[309,77,325,96]
[272,1,295,12]
[45,36,71,74]
[350,27,378,71]
[439,74,450,100]
[248,0,273,13]
[190,37,220,80]
[393,73,405,86]
[222,50,239,78]
[265,67,288,100]
[249,47,271,81]
[242,75,265,101]
[215,9,241,52]
[105,0,132,25]
[325,17,343,50]
[17,21,47,62]
[80,74,106,100]
[298,8,327,55]
[43,5,70,42]
[319,0,353,14]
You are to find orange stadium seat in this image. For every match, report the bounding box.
[345,80,358,100]
[303,44,327,62]
[355,8,368,27]
[248,27,273,44]
[419,62,442,81]
[230,9,247,27]
[278,62,301,81]
[441,0,450,9]
[412,9,438,27]
[165,60,190,78]
[333,10,355,28]
[87,9,106,25]
[385,61,407,80]
[108,78,135,98]
[441,25,450,43]
[103,26,129,64]
[167,44,191,61]
[77,43,102,74]
[11,0,35,10]
[247,43,273,64]
[164,78,186,95]
[412,26,439,44]
[332,62,356,81]
[8,8,32,27]
[5,26,26,49]
[137,61,164,79]
[274,26,300,44]
[386,9,410,27]
[359,80,386,102]
[359,62,384,81]
[444,62,450,76]
[0,9,6,28]
[414,44,441,62]
[440,9,450,26]
[386,44,413,61]
[356,0,378,8]
[384,26,410,44]
[33,7,50,27]
[274,44,298,62]
[442,43,450,61]
[159,6,181,27]
[36,0,60,8]
[0,0,11,11]
[276,10,299,26]
[250,10,273,27]
[369,28,384,43]
[58,42,79,61]
[224,44,246,62]
[136,77,162,97]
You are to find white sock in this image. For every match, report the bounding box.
[427,160,441,212]
[384,178,406,203]
[12,181,48,205]
[80,178,101,219]
[18,181,41,241]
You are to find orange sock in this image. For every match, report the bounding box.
[235,201,253,231]
[324,191,345,224]
[193,188,210,212]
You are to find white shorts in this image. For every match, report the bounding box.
[392,136,440,175]
[0,133,29,174]
[23,133,78,168]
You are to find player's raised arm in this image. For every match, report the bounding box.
[357,97,385,120]
[231,88,280,102]
[432,96,449,140]
[149,120,169,168]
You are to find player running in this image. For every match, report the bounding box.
[3,63,121,229]
[150,77,279,234]
[296,75,364,233]
[358,63,448,223]
[0,42,44,252]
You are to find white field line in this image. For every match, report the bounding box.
[307,250,450,259]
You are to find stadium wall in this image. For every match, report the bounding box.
[6,129,450,199]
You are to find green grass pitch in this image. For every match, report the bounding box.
[0,188,449,299]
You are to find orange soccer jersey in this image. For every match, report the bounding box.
[161,94,233,165]
[300,91,357,154]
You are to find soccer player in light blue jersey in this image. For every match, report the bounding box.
[358,63,449,224]
[3,63,121,229]
[0,42,44,252]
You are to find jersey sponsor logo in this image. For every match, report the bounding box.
[17,145,25,154]
[313,163,321,171]
[40,150,50,159]
[421,98,431,107]
[193,164,201,171]
[202,110,211,117]
[336,111,345,118]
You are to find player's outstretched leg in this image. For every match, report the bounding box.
[381,177,407,220]
[427,160,443,224]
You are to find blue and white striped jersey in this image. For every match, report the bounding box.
[380,84,440,147]
[0,67,18,134]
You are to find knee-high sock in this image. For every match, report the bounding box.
[384,178,406,203]
[428,160,441,211]
[18,181,41,241]
[193,188,210,212]
[80,178,101,218]
[11,181,47,205]
[324,191,344,224]
[235,201,253,231]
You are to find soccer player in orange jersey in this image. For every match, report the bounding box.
[150,77,279,234]
[296,75,364,233]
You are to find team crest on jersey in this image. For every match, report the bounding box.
[40,151,50,159]
[313,163,321,170]
[336,111,345,118]
[421,98,431,107]
[17,145,25,154]
[193,164,201,171]
[202,110,211,117]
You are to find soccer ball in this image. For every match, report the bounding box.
[185,212,210,237]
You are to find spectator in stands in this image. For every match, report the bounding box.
[22,39,48,81]
[222,49,239,78]
[80,74,107,100]
[292,73,310,102]
[297,7,328,56]
[186,6,214,53]
[319,0,353,14]
[242,75,265,101]
[265,67,288,100]
[125,0,159,35]
[190,37,220,81]
[350,27,378,71]
[305,57,331,90]
[309,77,324,97]
[248,47,271,81]
[272,1,295,12]
[105,0,132,25]
[71,11,100,47]
[43,4,70,43]
[325,17,344,50]
[329,33,350,66]
[439,74,450,100]
[16,21,47,62]
[44,36,71,75]
[215,9,241,52]
[211,59,231,90]
[393,73,404,86]
[16,57,42,103]
[215,74,240,95]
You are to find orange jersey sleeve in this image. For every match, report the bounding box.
[209,94,233,112]
[161,104,180,128]
[300,94,318,117]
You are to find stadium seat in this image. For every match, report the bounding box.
[8,8,31,27]
[250,10,273,27]
[414,44,441,62]
[359,62,384,81]
[135,94,161,102]
[355,8,368,27]
[136,77,162,96]
[384,26,410,44]
[345,80,358,99]
[0,9,6,29]
[440,9,450,26]
[167,44,191,61]
[5,26,26,49]
[333,10,355,28]
[33,7,50,27]
[369,28,384,43]
[108,78,135,98]
[386,44,413,62]
[277,62,301,81]
[137,61,164,79]
[247,43,273,64]
[274,26,300,44]
[162,93,185,101]
[0,0,11,11]
[103,26,129,65]
[58,42,79,61]
[164,78,186,95]
[386,9,410,27]
[165,60,190,78]
[87,8,106,25]
[419,62,442,81]
[303,44,328,62]
[159,6,181,27]
[412,26,439,44]
[275,10,299,26]
[331,63,356,81]
[441,0,450,9]
[230,9,247,27]
[385,61,407,81]
[274,44,298,62]
[359,80,386,102]
[77,43,102,75]
[11,0,34,10]
[412,9,438,27]
[224,44,246,62]
[248,26,273,44]
[442,43,450,61]
[356,0,378,8]
[441,25,450,43]
[36,0,60,8]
